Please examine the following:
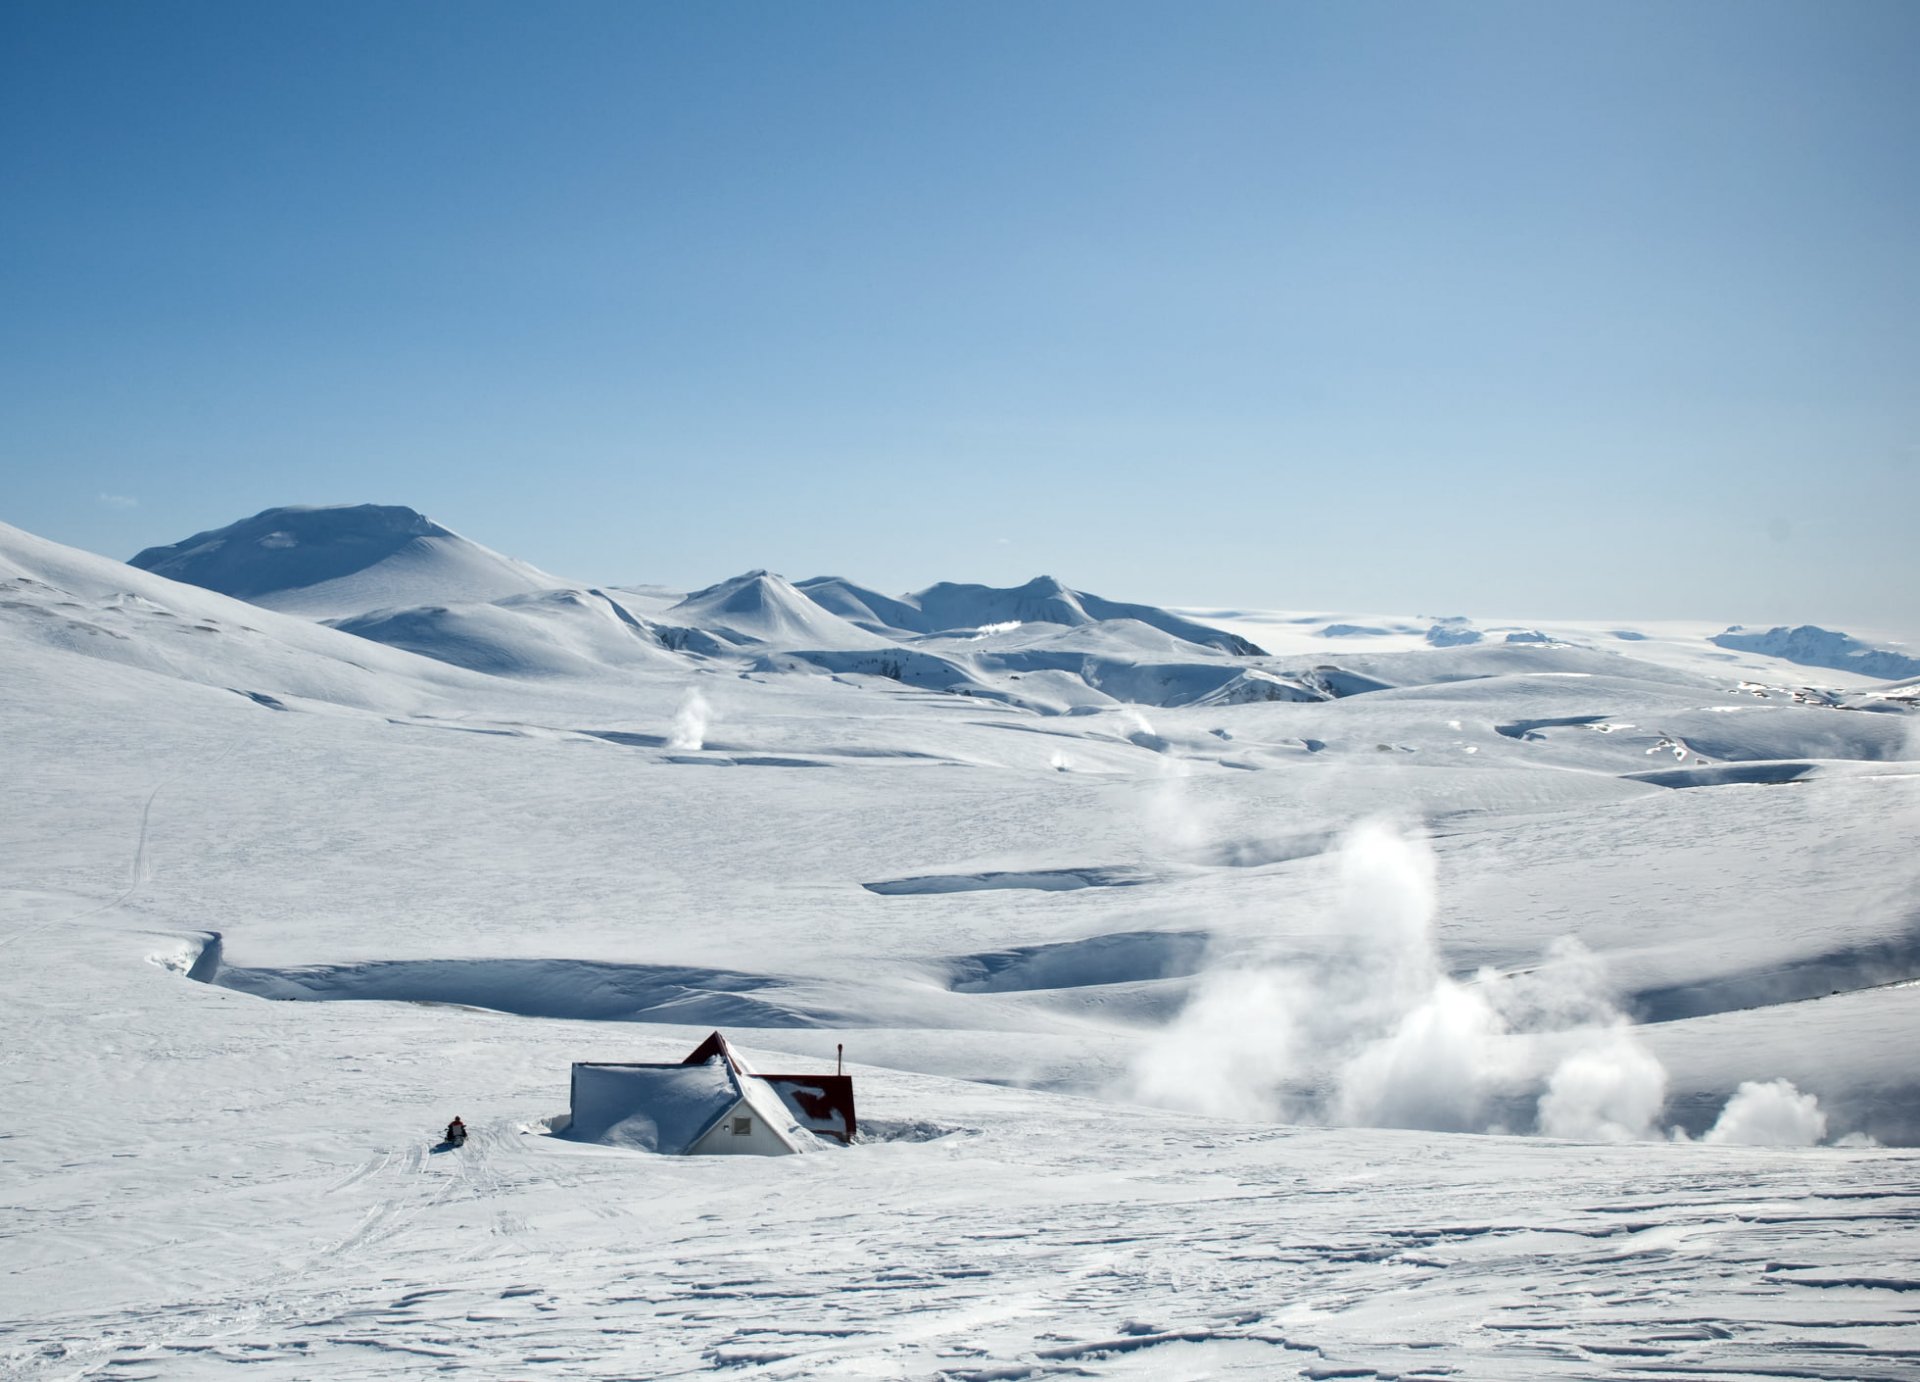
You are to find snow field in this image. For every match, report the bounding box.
[3,514,1918,1376]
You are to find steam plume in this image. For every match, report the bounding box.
[668,689,710,752]
[1126,817,1843,1146]
[1703,1079,1828,1146]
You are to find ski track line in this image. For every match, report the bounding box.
[13,1184,1916,1381]
[19,1129,514,1373]
[0,782,160,953]
[0,738,239,953]
[325,1148,394,1195]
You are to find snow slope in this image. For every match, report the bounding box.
[801,572,1267,653]
[133,508,1278,706]
[660,569,893,651]
[0,518,509,716]
[3,518,1917,1379]
[328,589,689,678]
[128,504,565,618]
[1713,623,1920,680]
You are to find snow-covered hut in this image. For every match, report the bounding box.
[566,1032,857,1155]
[682,1031,858,1145]
[568,1056,811,1155]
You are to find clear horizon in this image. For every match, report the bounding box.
[4,2,1915,635]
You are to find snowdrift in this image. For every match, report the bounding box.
[6,514,1920,1380]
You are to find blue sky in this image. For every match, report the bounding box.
[3,1,1915,631]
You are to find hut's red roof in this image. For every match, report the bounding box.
[680,1031,856,1143]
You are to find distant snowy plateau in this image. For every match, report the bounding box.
[4,503,1918,1380]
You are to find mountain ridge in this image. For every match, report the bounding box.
[1712,624,1920,681]
[796,573,1267,655]
[128,503,563,617]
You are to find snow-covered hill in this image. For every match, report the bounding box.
[329,589,690,678]
[129,508,1277,708]
[4,517,1917,1378]
[1713,623,1920,680]
[128,504,564,617]
[660,569,892,651]
[0,518,501,715]
[801,572,1267,654]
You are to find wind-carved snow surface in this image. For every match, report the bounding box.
[5,515,1920,1379]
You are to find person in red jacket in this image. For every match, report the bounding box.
[445,1116,466,1145]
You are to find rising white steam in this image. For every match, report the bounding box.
[1318,821,1518,1132]
[1702,1079,1828,1146]
[1335,976,1511,1132]
[1536,1028,1668,1142]
[1120,708,1170,753]
[1126,816,1836,1145]
[1316,822,1654,1134]
[1142,775,1213,860]
[1128,818,1522,1130]
[1121,821,1850,1143]
[667,689,710,752]
[1129,966,1308,1120]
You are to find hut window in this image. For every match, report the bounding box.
[732,1117,752,1135]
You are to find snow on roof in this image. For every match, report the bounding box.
[680,1033,857,1142]
[569,1060,742,1154]
[569,1053,813,1155]
[763,1077,856,1141]
[682,1030,756,1074]
[734,1070,807,1142]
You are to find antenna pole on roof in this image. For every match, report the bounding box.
[837,1043,843,1076]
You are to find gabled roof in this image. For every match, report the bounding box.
[570,1060,741,1153]
[732,1068,807,1142]
[570,1054,811,1154]
[683,1030,755,1074]
[763,1076,857,1142]
[680,1031,857,1142]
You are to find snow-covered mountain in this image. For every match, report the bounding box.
[5,515,1918,1378]
[799,572,1268,654]
[0,517,498,714]
[1713,623,1920,680]
[328,589,690,678]
[127,507,1276,706]
[660,569,892,651]
[128,503,564,617]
